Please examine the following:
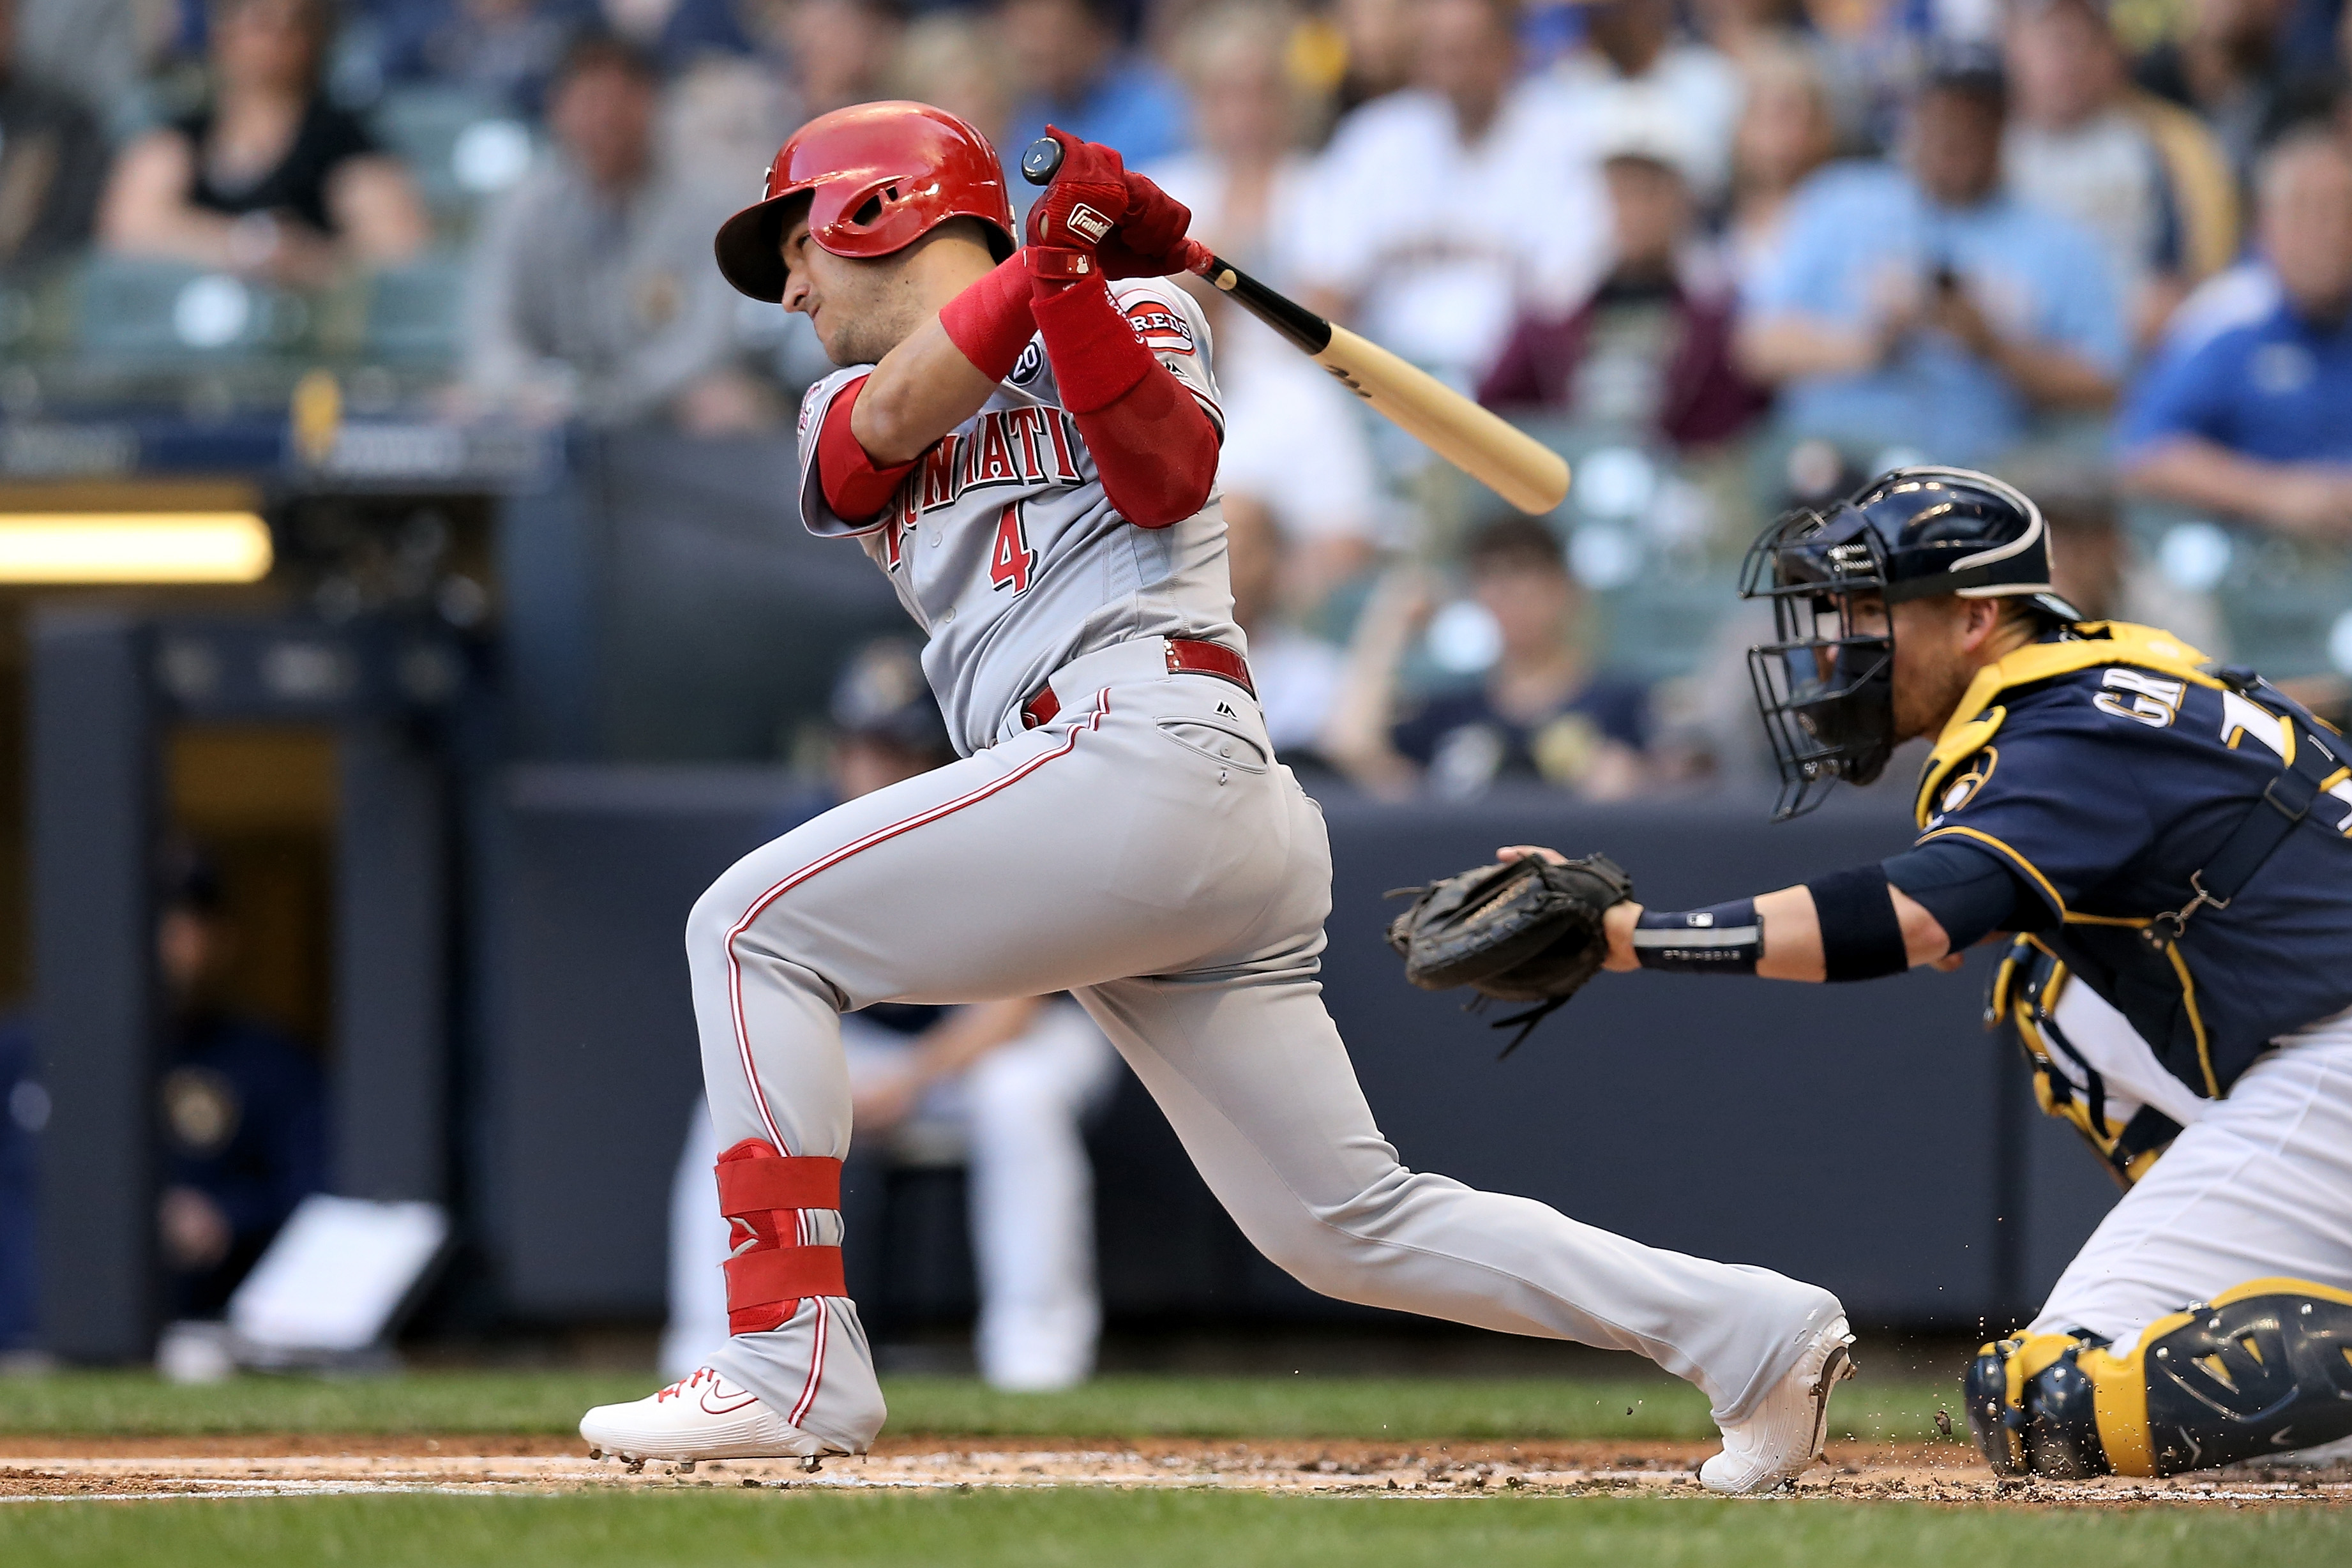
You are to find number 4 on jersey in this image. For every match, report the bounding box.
[990,504,1037,595]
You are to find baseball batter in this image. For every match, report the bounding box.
[1515,468,2352,1478]
[579,103,1853,1493]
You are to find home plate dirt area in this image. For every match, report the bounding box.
[4,1436,2348,1506]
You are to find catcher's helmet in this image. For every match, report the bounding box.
[714,101,1018,304]
[1739,467,2082,819]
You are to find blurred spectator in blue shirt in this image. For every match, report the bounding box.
[155,880,329,1322]
[100,0,430,290]
[1325,517,1650,801]
[1736,46,2124,466]
[2118,130,2352,541]
[375,0,589,114]
[0,0,109,276]
[998,0,1187,170]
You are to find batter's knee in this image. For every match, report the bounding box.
[1238,1183,1419,1308]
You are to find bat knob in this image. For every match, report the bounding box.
[1020,137,1063,186]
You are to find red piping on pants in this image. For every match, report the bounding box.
[717,691,1112,1421]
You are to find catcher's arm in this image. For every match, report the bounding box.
[1495,846,1964,981]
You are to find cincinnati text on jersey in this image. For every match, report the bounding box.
[875,407,1088,566]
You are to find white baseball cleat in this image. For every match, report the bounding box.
[1698,1315,1857,1496]
[579,1368,848,1465]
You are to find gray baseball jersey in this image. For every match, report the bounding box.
[796,278,1242,755]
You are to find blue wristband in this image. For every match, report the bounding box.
[1632,899,1761,974]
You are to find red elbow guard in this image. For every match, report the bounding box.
[939,255,1037,383]
[817,377,916,523]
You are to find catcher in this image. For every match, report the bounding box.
[1392,467,2352,1479]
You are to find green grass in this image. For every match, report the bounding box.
[0,1371,1963,1444]
[1,1491,2344,1568]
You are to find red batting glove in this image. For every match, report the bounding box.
[1094,168,1213,280]
[1024,126,1129,259]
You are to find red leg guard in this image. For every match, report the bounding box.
[715,1138,847,1335]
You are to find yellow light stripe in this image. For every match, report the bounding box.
[0,513,273,583]
[1917,825,2067,918]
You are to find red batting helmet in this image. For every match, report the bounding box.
[714,101,1018,303]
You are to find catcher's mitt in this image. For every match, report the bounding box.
[1385,854,1632,1057]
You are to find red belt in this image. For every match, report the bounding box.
[1021,638,1255,730]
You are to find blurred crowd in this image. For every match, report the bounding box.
[2,0,2349,797]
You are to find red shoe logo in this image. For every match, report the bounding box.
[700,1380,760,1415]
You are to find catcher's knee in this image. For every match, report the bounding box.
[1968,1278,2352,1477]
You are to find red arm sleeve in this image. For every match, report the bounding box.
[1027,253,1217,531]
[816,376,917,524]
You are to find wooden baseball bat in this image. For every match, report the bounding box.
[1019,139,1571,516]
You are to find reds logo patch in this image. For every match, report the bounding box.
[1124,302,1196,355]
[797,384,822,435]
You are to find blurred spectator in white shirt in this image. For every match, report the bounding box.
[1149,3,1385,610]
[1223,491,1346,762]
[1725,40,1839,284]
[1328,0,1417,113]
[1555,0,1744,204]
[462,33,767,431]
[1292,0,1609,389]
[997,0,1189,169]
[2003,0,2240,347]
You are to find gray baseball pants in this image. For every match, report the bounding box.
[691,638,1843,1452]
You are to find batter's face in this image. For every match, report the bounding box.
[778,212,922,366]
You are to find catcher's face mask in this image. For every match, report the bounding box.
[1740,504,1899,820]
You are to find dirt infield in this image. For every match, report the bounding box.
[4,1436,2348,1505]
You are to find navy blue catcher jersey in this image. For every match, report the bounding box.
[1911,623,2352,1100]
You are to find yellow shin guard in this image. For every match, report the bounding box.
[1968,1278,2352,1477]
